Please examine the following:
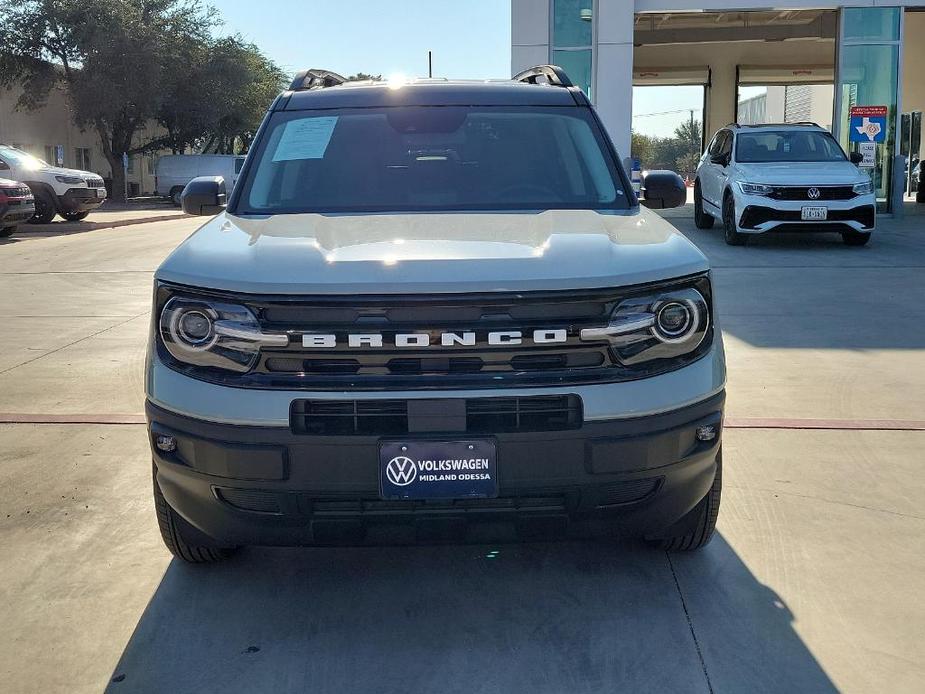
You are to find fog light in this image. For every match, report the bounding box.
[155,434,177,452]
[696,425,716,442]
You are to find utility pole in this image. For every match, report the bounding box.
[689,109,696,178]
[428,50,433,78]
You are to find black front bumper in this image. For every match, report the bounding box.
[147,392,724,546]
[740,204,875,230]
[58,188,106,213]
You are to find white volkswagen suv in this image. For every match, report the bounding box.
[694,123,876,246]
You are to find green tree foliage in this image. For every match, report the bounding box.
[631,119,703,179]
[156,37,287,154]
[346,73,382,82]
[0,0,285,198]
[0,0,218,200]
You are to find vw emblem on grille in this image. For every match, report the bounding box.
[386,456,417,486]
[807,187,821,200]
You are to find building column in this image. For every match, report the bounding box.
[594,0,635,163]
[705,62,737,142]
[511,0,550,76]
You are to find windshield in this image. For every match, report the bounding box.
[0,145,48,170]
[735,131,847,163]
[237,106,629,213]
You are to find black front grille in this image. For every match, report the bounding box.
[290,395,582,436]
[768,186,856,201]
[0,186,33,199]
[156,277,714,391]
[740,205,875,229]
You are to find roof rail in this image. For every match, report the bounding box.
[728,121,822,129]
[512,65,573,88]
[289,69,348,91]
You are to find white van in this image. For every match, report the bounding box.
[155,154,246,205]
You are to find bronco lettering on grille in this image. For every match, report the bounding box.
[301,330,569,348]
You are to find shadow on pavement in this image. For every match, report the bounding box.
[105,535,836,694]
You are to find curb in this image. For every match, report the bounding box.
[69,213,192,232]
[21,212,192,235]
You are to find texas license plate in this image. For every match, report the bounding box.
[801,206,827,221]
[379,440,497,500]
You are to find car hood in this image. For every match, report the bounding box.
[42,166,98,180]
[734,161,866,185]
[156,209,709,295]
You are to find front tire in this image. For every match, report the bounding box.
[722,193,747,246]
[693,181,714,229]
[650,449,722,551]
[29,188,57,224]
[170,187,183,206]
[61,210,90,222]
[842,230,872,246]
[153,463,237,563]
[0,226,15,238]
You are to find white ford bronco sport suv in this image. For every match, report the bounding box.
[0,144,107,223]
[694,123,876,246]
[147,67,726,562]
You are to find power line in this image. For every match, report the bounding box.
[633,108,701,118]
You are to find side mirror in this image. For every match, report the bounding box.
[710,153,729,166]
[849,152,864,165]
[641,170,687,210]
[181,176,227,216]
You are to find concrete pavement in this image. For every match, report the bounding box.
[1,211,924,693]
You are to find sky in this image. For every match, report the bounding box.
[207,1,765,140]
[209,0,512,81]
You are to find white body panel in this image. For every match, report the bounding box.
[155,155,246,196]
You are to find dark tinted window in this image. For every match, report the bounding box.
[736,130,847,163]
[238,106,629,213]
[718,131,733,157]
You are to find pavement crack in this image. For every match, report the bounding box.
[727,484,925,521]
[0,311,149,376]
[666,551,714,694]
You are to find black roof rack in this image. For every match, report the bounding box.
[512,65,574,88]
[289,69,348,91]
[727,121,821,129]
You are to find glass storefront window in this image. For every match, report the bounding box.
[842,7,900,42]
[836,7,902,211]
[837,43,899,206]
[553,0,593,48]
[552,49,592,99]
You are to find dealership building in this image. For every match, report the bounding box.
[512,1,925,211]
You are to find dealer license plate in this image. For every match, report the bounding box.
[801,206,827,221]
[379,440,497,500]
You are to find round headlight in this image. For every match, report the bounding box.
[177,310,214,344]
[168,306,216,350]
[653,300,698,343]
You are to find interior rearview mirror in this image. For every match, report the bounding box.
[181,176,227,216]
[640,170,687,210]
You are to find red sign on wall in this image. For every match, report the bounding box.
[850,106,888,117]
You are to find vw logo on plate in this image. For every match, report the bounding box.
[807,187,821,200]
[385,456,417,486]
